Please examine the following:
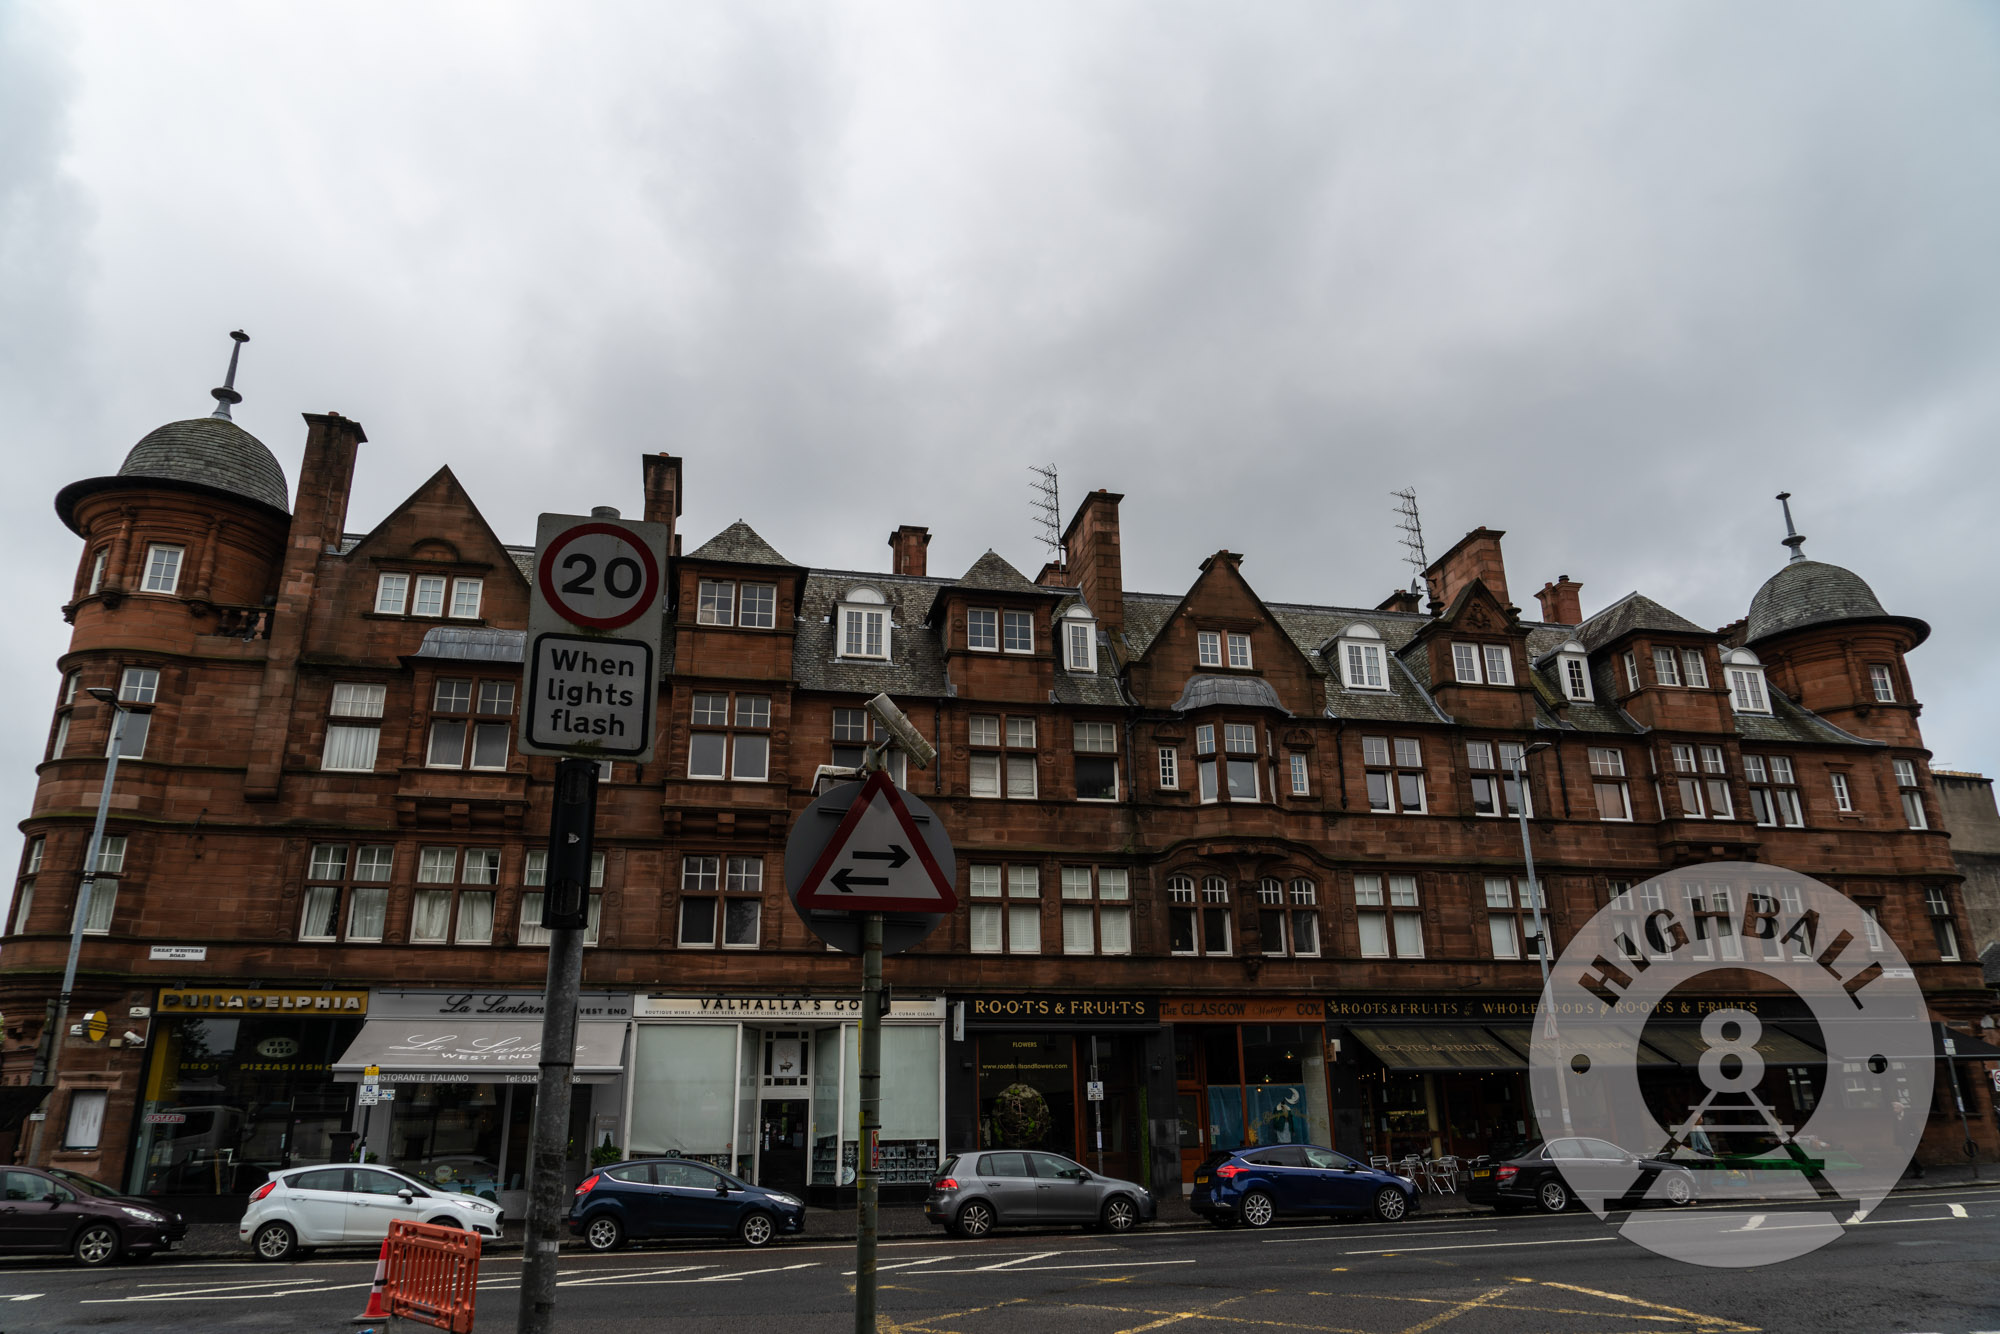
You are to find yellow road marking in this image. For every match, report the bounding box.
[1395,1284,1513,1334]
[1535,1280,1761,1332]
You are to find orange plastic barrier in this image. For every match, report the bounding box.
[384,1219,484,1333]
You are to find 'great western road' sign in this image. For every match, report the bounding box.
[519,511,668,763]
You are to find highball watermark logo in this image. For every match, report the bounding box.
[1530,862,1933,1267]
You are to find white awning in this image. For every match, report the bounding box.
[332,1019,628,1084]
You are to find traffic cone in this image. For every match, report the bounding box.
[352,1239,390,1323]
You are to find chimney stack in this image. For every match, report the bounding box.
[1376,587,1422,615]
[888,525,931,576]
[641,453,683,553]
[1423,527,1511,611]
[1535,575,1583,624]
[1062,490,1125,634]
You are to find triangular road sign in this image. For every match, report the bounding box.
[794,771,959,912]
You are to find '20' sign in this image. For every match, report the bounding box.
[537,522,662,631]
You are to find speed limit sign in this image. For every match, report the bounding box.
[521,511,669,762]
[537,521,662,630]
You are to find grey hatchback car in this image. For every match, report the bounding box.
[926,1150,1157,1237]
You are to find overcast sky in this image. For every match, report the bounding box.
[4,2,1998,910]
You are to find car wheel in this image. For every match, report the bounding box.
[1373,1187,1409,1223]
[952,1200,995,1239]
[1665,1172,1695,1206]
[738,1211,776,1248]
[584,1214,625,1252]
[73,1223,121,1267]
[252,1221,297,1262]
[1538,1179,1570,1214]
[1238,1191,1276,1229]
[1100,1196,1139,1233]
[425,1216,461,1230]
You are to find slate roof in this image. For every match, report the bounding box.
[1575,591,1709,653]
[685,521,793,567]
[1745,559,1928,646]
[119,417,291,513]
[1981,941,2000,988]
[411,627,526,663]
[1735,685,1885,747]
[793,571,954,698]
[956,550,1043,594]
[1173,675,1290,715]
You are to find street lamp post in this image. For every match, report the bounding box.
[27,687,129,1166]
[1507,739,1573,1135]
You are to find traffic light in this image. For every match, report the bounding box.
[542,758,598,930]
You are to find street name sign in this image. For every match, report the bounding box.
[786,772,956,956]
[520,512,668,763]
[793,771,958,912]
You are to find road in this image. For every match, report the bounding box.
[2,1188,1997,1333]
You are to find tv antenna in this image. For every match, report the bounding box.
[1392,487,1428,591]
[1030,464,1064,574]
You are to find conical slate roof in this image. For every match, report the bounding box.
[955,550,1040,593]
[1745,559,1928,647]
[119,417,290,512]
[685,520,792,567]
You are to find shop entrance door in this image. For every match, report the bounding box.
[759,1100,809,1192]
[1174,1028,1211,1186]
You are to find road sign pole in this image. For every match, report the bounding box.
[518,922,584,1334]
[856,910,883,1334]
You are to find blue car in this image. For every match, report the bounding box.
[569,1157,806,1250]
[1191,1145,1418,1227]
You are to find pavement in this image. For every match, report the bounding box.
[141,1162,1995,1261]
[3,1179,1997,1333]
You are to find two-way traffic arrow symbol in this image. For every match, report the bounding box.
[850,845,909,869]
[831,867,890,894]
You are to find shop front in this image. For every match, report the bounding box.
[949,994,1172,1193]
[331,990,632,1217]
[629,994,946,1206]
[130,987,369,1202]
[1160,997,1333,1188]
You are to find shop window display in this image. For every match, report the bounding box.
[133,1012,365,1197]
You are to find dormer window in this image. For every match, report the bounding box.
[1554,641,1592,702]
[1062,606,1097,672]
[1198,632,1222,667]
[1004,610,1033,654]
[968,609,998,651]
[1450,641,1513,685]
[1336,623,1387,691]
[1724,648,1770,714]
[838,586,890,660]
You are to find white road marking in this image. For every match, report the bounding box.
[695,1262,820,1282]
[923,1259,1197,1275]
[1344,1236,1619,1255]
[1737,1215,1767,1231]
[1264,1228,1497,1245]
[1948,1202,1969,1219]
[7,1293,42,1301]
[977,1250,1067,1270]
[560,1264,716,1286]
[842,1256,956,1276]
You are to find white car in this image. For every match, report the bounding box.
[240,1164,503,1260]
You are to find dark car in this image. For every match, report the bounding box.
[1,1165,187,1265]
[924,1151,1156,1237]
[569,1157,805,1250]
[1465,1137,1696,1213]
[1191,1145,1418,1227]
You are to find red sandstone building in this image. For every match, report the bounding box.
[3,368,1993,1215]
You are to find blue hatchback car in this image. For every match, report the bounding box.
[569,1157,806,1250]
[1191,1145,1418,1227]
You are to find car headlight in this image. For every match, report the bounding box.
[766,1194,801,1207]
[120,1206,164,1223]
